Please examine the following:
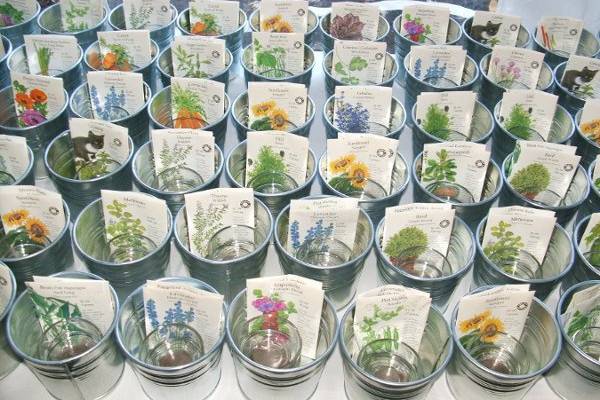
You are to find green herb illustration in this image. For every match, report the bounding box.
[247,145,287,187]
[567,307,600,340]
[173,45,212,79]
[384,226,428,266]
[483,220,524,266]
[422,149,457,182]
[157,139,193,183]
[509,163,550,199]
[583,222,600,267]
[0,3,24,27]
[76,151,113,180]
[504,104,534,140]
[99,38,134,71]
[28,289,84,343]
[64,1,89,31]
[253,38,287,78]
[595,177,600,191]
[0,154,6,172]
[191,203,226,255]
[128,4,153,29]
[359,304,403,352]
[172,83,208,129]
[35,45,53,76]
[190,8,222,35]
[575,83,595,99]
[105,199,148,252]
[421,104,451,139]
[333,56,368,85]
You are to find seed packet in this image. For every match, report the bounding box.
[123,0,172,30]
[560,55,600,99]
[333,85,392,134]
[287,197,359,253]
[24,35,80,76]
[578,212,600,256]
[26,276,114,334]
[251,32,305,77]
[408,45,467,86]
[562,283,600,336]
[327,133,399,195]
[0,264,12,314]
[421,142,491,202]
[189,0,240,36]
[68,118,130,180]
[10,72,65,128]
[0,0,38,27]
[143,280,224,348]
[59,0,105,32]
[399,4,450,45]
[246,274,324,359]
[150,128,215,187]
[593,156,600,190]
[0,135,29,181]
[537,16,584,56]
[330,2,379,42]
[245,130,309,187]
[415,91,477,140]
[97,30,153,71]
[87,71,146,120]
[0,40,4,58]
[247,81,307,131]
[487,46,545,90]
[170,77,225,128]
[482,206,556,271]
[579,99,600,144]
[470,11,521,47]
[184,188,255,257]
[172,35,227,78]
[331,40,386,85]
[0,185,66,242]
[498,90,558,141]
[259,0,308,33]
[507,141,580,207]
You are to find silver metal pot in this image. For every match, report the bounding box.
[0,2,40,47]
[563,214,600,291]
[0,263,18,380]
[0,35,13,89]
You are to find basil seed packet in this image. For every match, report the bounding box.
[0,264,12,315]
[331,40,387,85]
[259,0,308,33]
[59,0,104,32]
[143,280,224,348]
[507,140,580,207]
[10,72,65,128]
[562,283,600,332]
[0,134,29,180]
[399,4,450,45]
[24,35,80,76]
[123,0,172,30]
[482,206,556,270]
[251,32,305,77]
[415,91,477,140]
[580,99,600,144]
[189,0,240,36]
[470,11,521,47]
[97,30,153,70]
[537,16,584,56]
[170,77,225,128]
[247,81,307,131]
[330,2,379,42]
[333,85,392,134]
[245,130,309,187]
[560,55,600,99]
[487,46,545,90]
[408,45,467,86]
[172,35,227,78]
[327,132,399,195]
[421,142,490,203]
[184,188,255,257]
[0,0,38,26]
[246,274,324,359]
[498,90,558,141]
[87,71,146,120]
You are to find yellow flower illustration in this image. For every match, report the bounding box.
[261,15,282,31]
[479,317,505,343]
[269,108,289,130]
[251,100,276,117]
[347,161,370,189]
[329,154,357,174]
[25,217,50,244]
[274,20,293,33]
[581,119,600,142]
[2,209,29,227]
[458,310,491,333]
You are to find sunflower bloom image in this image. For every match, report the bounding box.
[251,100,277,117]
[479,317,505,343]
[458,311,507,351]
[329,154,357,174]
[269,108,289,130]
[459,310,491,333]
[273,20,293,33]
[2,209,29,227]
[261,15,282,31]
[347,161,369,189]
[25,217,50,244]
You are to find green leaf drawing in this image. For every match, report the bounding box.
[422,104,451,139]
[504,104,534,140]
[509,163,550,197]
[173,45,212,79]
[422,149,457,182]
[191,203,226,255]
[64,1,89,31]
[128,4,153,29]
[483,220,524,266]
[333,55,368,85]
[105,199,148,251]
[253,38,287,78]
[384,226,428,261]
[247,145,287,186]
[359,304,403,351]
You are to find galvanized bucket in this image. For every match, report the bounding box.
[241,43,315,86]
[462,17,531,63]
[578,159,600,220]
[0,2,40,47]
[6,270,124,400]
[4,143,35,185]
[411,99,493,157]
[547,280,600,399]
[318,151,409,225]
[227,289,339,400]
[37,3,108,50]
[533,27,600,70]
[0,86,69,179]
[323,94,407,140]
[491,100,574,164]
[563,215,600,291]
[323,50,398,97]
[72,198,173,302]
[108,4,178,51]
[132,140,224,215]
[173,199,273,304]
[446,286,561,400]
[44,130,134,220]
[554,61,593,116]
[226,140,317,217]
[573,109,600,169]
[148,85,230,147]
[340,302,453,400]
[0,35,13,89]
[319,12,389,54]
[157,45,233,89]
[472,217,574,300]
[249,8,319,47]
[0,262,18,380]
[116,277,227,400]
[500,154,589,226]
[412,153,502,231]
[232,91,315,141]
[478,53,554,111]
[70,81,152,149]
[274,197,374,310]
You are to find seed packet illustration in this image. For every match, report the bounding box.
[330,2,379,41]
[189,0,240,36]
[259,0,308,33]
[400,4,450,45]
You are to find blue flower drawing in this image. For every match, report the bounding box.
[334,99,370,133]
[90,84,127,120]
[145,298,160,331]
[145,299,196,337]
[414,58,448,85]
[290,219,335,249]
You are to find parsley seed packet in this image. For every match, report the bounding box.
[331,40,387,85]
[59,0,104,32]
[399,4,450,45]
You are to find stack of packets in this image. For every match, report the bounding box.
[561,283,600,355]
[91,30,153,72]
[122,0,173,30]
[87,71,146,120]
[536,16,584,56]
[577,212,600,267]
[398,3,450,45]
[10,70,65,128]
[486,46,545,89]
[258,0,309,33]
[332,86,393,134]
[506,141,580,207]
[328,2,380,41]
[578,99,600,146]
[248,82,307,131]
[381,203,455,277]
[0,135,29,183]
[560,54,600,100]
[498,90,558,141]
[415,91,477,140]
[170,35,227,79]
[23,34,80,76]
[170,77,226,129]
[188,0,240,36]
[407,45,466,86]
[469,11,522,47]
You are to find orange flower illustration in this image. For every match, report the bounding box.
[261,15,282,31]
[15,92,33,109]
[2,209,29,227]
[102,52,117,70]
[191,21,207,34]
[30,89,48,103]
[273,20,293,33]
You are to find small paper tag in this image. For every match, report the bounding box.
[537,16,584,55]
[97,30,153,70]
[0,0,38,26]
[499,89,558,141]
[331,40,387,85]
[0,264,13,314]
[24,35,80,76]
[333,85,392,134]
[487,46,545,89]
[170,77,225,127]
[246,274,324,359]
[471,11,521,47]
[259,0,308,33]
[184,188,255,257]
[330,2,379,41]
[87,71,146,120]
[246,130,309,187]
[562,283,600,334]
[60,0,104,32]
[123,0,172,30]
[10,72,65,128]
[172,35,227,78]
[560,55,600,99]
[415,91,477,140]
[189,0,240,36]
[0,134,29,179]
[251,32,305,77]
[247,81,307,131]
[409,45,467,86]
[400,4,450,45]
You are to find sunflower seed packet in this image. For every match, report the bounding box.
[10,72,65,128]
[400,4,450,45]
[246,274,324,359]
[333,86,392,134]
[562,283,600,333]
[487,46,545,90]
[580,99,600,143]
[97,30,153,71]
[189,0,240,36]
[330,2,379,41]
[123,0,172,30]
[172,35,227,78]
[415,91,477,140]
[408,45,467,86]
[87,71,145,120]
[560,55,600,99]
[170,77,225,128]
[537,16,584,56]
[259,0,308,33]
[0,135,29,181]
[251,32,305,77]
[24,35,80,76]
[331,40,387,85]
[498,90,558,141]
[59,0,105,32]
[0,0,38,27]
[470,11,521,47]
[247,81,307,131]
[0,264,12,314]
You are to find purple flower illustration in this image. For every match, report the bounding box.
[20,109,46,126]
[252,296,287,313]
